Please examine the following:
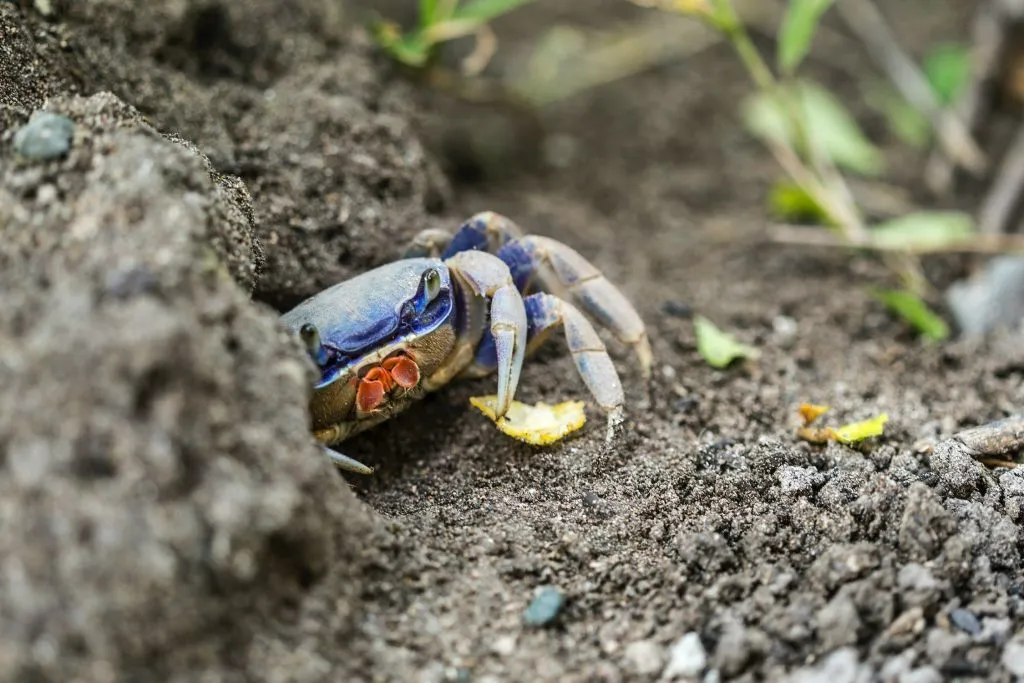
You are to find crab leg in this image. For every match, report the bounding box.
[499,236,652,378]
[446,250,527,417]
[320,446,374,475]
[524,293,625,432]
[403,211,522,260]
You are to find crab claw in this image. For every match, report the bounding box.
[445,250,528,419]
[383,355,420,388]
[490,283,527,417]
[356,368,390,413]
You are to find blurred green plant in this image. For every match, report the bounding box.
[373,0,535,71]
[870,287,949,342]
[630,0,977,342]
[693,315,761,368]
[864,42,971,149]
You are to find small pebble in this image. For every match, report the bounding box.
[622,639,664,676]
[662,300,693,318]
[491,635,516,656]
[523,586,564,626]
[772,315,799,348]
[1002,638,1024,677]
[13,112,75,160]
[663,632,706,679]
[946,256,1024,336]
[948,608,981,636]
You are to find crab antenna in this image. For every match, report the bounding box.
[299,323,329,366]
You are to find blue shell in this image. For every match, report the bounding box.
[280,258,454,386]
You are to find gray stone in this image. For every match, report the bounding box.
[948,608,981,636]
[13,111,74,160]
[523,586,565,627]
[946,256,1024,336]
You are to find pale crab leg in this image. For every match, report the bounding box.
[499,236,653,378]
[321,446,374,475]
[525,293,625,437]
[401,228,456,259]
[446,250,527,417]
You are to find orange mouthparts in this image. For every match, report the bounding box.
[356,353,421,413]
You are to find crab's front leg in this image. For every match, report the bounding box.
[500,235,652,378]
[446,250,528,417]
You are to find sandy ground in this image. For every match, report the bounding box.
[1,0,1023,681]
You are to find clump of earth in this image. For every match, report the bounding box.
[1,0,1022,682]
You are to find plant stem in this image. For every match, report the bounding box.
[709,0,775,91]
[706,0,927,294]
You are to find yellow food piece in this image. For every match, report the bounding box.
[469,395,586,446]
[830,413,889,444]
[798,403,831,426]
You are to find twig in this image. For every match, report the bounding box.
[953,415,1024,467]
[978,123,1024,235]
[768,223,1024,254]
[834,0,987,176]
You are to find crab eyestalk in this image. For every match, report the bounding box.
[300,323,329,367]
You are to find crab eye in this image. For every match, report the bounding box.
[299,323,328,366]
[422,268,442,301]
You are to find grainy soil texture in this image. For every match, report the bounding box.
[1,1,1023,682]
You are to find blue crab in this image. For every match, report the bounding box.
[280,212,651,473]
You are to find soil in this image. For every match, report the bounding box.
[1,1,1022,682]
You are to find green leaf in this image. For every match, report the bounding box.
[742,80,885,176]
[831,413,888,444]
[452,0,536,23]
[923,42,970,105]
[871,287,950,342]
[420,0,440,27]
[870,211,975,250]
[694,315,761,369]
[376,28,432,66]
[767,179,833,224]
[777,0,835,74]
[862,81,930,148]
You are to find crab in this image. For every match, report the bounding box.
[280,211,652,473]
